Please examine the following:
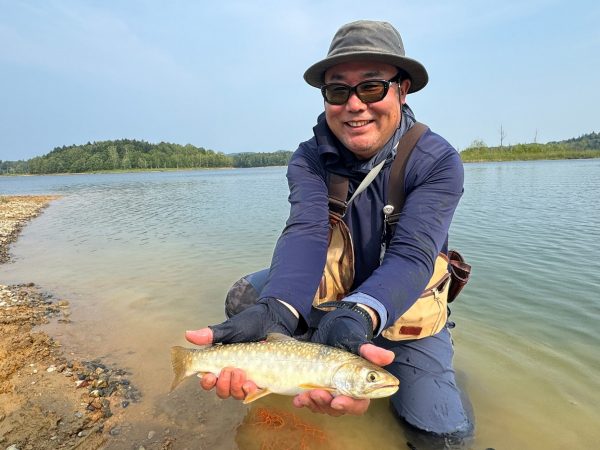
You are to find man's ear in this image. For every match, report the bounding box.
[398,79,411,104]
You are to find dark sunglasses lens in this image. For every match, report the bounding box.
[356,81,387,103]
[323,85,350,105]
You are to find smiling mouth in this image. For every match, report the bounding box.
[346,120,372,128]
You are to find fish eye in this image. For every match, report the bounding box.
[367,371,379,382]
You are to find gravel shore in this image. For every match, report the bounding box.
[0,196,145,450]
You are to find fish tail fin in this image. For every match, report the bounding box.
[170,346,195,392]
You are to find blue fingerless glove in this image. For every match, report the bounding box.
[310,301,374,355]
[210,297,298,344]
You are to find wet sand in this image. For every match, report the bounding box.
[0,196,144,449]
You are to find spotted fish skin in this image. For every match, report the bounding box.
[170,333,399,403]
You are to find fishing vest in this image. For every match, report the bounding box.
[312,123,460,341]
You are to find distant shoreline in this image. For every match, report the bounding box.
[461,154,600,163]
[0,165,289,177]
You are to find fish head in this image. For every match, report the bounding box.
[331,359,399,399]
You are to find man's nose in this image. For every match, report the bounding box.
[345,92,367,111]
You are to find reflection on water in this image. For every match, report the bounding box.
[1,161,600,449]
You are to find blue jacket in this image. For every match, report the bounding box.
[260,114,464,331]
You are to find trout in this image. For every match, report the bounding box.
[170,333,399,403]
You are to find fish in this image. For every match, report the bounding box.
[170,333,399,403]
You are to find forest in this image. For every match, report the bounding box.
[1,140,293,175]
[460,132,600,162]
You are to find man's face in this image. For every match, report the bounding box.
[324,61,410,160]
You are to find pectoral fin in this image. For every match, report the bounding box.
[243,388,272,404]
[298,384,336,392]
[266,333,295,342]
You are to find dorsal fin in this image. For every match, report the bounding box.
[266,333,295,342]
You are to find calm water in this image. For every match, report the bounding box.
[1,161,599,449]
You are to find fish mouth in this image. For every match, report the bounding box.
[368,383,400,398]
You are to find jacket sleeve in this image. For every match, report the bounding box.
[259,145,330,319]
[355,134,464,328]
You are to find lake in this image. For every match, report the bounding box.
[1,160,599,449]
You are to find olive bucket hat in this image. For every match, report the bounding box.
[303,20,428,93]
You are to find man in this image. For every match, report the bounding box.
[186,20,473,446]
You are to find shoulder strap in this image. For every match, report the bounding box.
[328,173,349,216]
[385,122,429,233]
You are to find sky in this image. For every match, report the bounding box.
[1,0,598,161]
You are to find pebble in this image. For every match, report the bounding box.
[109,426,121,436]
[46,366,56,373]
[6,446,20,450]
[147,430,155,440]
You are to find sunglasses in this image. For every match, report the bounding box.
[320,74,401,105]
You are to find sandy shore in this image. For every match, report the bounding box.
[0,196,149,450]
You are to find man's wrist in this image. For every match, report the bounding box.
[355,304,379,331]
[276,299,300,319]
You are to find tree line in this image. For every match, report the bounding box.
[0,140,294,175]
[460,132,600,162]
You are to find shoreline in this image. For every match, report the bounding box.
[0,196,144,449]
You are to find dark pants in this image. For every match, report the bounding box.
[226,270,474,447]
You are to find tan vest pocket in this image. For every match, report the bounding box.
[313,216,354,304]
[381,254,450,341]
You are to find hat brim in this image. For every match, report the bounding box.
[303,52,428,94]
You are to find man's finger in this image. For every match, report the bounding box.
[230,369,246,400]
[330,395,370,415]
[359,343,395,366]
[185,328,214,346]
[200,373,217,390]
[215,367,233,399]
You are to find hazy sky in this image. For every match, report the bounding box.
[1,0,598,161]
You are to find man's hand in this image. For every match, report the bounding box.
[185,327,258,400]
[296,303,395,416]
[184,297,299,400]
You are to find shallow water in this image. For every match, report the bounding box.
[1,160,599,449]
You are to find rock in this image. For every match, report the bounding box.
[90,398,103,410]
[6,445,20,450]
[90,411,104,423]
[147,430,156,440]
[109,426,121,436]
[57,300,69,307]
